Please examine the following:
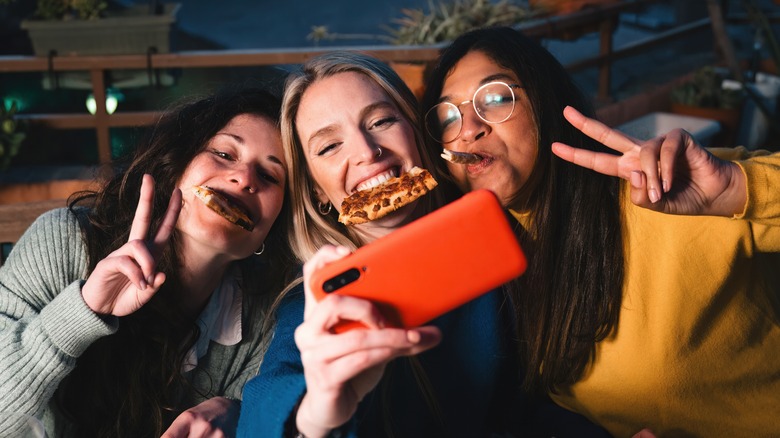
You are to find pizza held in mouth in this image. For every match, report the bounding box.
[192,186,254,231]
[440,149,482,165]
[338,166,438,226]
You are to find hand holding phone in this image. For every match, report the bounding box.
[310,189,526,331]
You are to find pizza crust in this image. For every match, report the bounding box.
[192,186,254,231]
[338,166,438,226]
[441,149,481,165]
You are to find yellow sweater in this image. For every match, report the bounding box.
[518,148,780,437]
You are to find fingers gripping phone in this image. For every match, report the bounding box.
[310,189,527,331]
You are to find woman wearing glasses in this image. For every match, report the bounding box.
[421,26,780,437]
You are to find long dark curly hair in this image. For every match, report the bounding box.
[57,86,295,437]
[421,27,624,395]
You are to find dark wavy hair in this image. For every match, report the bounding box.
[58,86,294,437]
[421,27,624,395]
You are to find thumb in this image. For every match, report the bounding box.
[632,428,656,438]
[303,245,352,316]
[124,271,166,316]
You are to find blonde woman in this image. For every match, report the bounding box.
[237,52,542,437]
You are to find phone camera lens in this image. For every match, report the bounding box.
[322,268,362,293]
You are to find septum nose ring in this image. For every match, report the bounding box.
[375,146,383,157]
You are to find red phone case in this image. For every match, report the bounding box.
[310,189,527,330]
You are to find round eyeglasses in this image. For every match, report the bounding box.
[425,81,523,144]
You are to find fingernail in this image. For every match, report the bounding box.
[649,188,660,203]
[662,180,670,193]
[147,275,155,285]
[630,171,642,188]
[139,280,148,290]
[407,330,421,344]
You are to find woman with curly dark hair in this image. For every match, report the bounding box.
[0,86,294,437]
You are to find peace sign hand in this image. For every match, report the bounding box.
[82,174,182,316]
[552,106,746,217]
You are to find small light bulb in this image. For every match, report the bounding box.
[106,95,118,115]
[86,92,120,115]
[86,94,97,115]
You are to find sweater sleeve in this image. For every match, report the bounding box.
[734,153,780,225]
[0,208,117,425]
[237,285,307,438]
[709,147,780,224]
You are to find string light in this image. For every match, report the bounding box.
[86,89,123,115]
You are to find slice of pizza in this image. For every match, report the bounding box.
[338,166,438,226]
[441,149,481,165]
[192,186,254,231]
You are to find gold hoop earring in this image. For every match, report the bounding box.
[253,243,265,256]
[318,201,332,215]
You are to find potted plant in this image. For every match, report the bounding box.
[4,0,180,56]
[0,99,26,171]
[307,0,543,100]
[309,0,541,46]
[28,0,107,20]
[670,66,744,147]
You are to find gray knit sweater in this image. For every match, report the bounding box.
[0,208,269,437]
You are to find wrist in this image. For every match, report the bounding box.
[293,395,331,438]
[80,282,110,316]
[716,161,748,217]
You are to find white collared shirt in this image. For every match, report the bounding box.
[182,271,243,372]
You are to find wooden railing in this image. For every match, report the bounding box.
[0,199,67,265]
[0,45,446,164]
[2,0,772,165]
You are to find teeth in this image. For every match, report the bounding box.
[356,170,397,192]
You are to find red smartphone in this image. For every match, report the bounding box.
[310,189,527,331]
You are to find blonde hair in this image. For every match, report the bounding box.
[277,53,452,434]
[281,51,450,262]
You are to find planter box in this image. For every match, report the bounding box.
[390,61,427,102]
[617,112,721,148]
[670,103,741,147]
[530,0,617,15]
[21,3,180,56]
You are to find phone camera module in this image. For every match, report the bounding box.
[323,268,361,293]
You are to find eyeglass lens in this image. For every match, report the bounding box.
[426,82,516,143]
